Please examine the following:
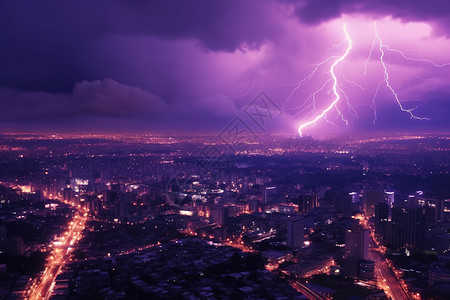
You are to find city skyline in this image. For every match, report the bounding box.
[2,1,450,300]
[0,129,449,299]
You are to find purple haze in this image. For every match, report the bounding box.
[1,0,450,135]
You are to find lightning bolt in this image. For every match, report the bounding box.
[281,56,337,113]
[297,24,352,137]
[383,45,450,68]
[221,20,447,137]
[373,22,430,121]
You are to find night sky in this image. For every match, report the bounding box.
[1,0,450,135]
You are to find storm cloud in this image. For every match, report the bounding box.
[0,0,449,134]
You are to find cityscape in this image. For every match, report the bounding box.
[0,133,448,299]
[2,1,450,299]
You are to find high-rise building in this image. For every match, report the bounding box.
[6,236,25,255]
[349,192,359,203]
[299,194,318,213]
[389,203,424,250]
[335,192,352,216]
[385,191,395,207]
[342,225,369,279]
[262,186,277,204]
[103,190,117,204]
[0,225,5,245]
[287,216,304,249]
[444,199,450,223]
[364,190,384,216]
[374,202,389,243]
[374,203,389,229]
[359,260,375,281]
[419,199,444,226]
[211,206,228,227]
[248,200,259,213]
[344,225,369,261]
[63,187,74,201]
[148,185,162,201]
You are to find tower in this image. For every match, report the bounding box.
[287,216,304,249]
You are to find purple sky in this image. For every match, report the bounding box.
[1,0,450,136]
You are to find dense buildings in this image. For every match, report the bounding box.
[0,133,448,299]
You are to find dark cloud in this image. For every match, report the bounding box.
[0,0,279,93]
[0,79,247,133]
[0,0,449,134]
[0,79,167,121]
[2,0,448,94]
[294,0,450,25]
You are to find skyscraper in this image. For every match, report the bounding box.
[385,191,395,207]
[420,199,444,226]
[335,192,352,216]
[364,190,384,216]
[349,192,359,204]
[374,203,389,229]
[342,225,370,278]
[262,186,277,204]
[6,236,24,255]
[287,216,304,249]
[344,225,369,261]
[211,206,228,227]
[299,194,318,213]
[389,203,424,250]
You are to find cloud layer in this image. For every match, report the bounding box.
[1,0,449,134]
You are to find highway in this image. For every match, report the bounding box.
[288,280,329,300]
[369,245,411,300]
[358,214,412,300]
[26,210,87,300]
[355,214,412,300]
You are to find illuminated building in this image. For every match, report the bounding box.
[299,194,318,213]
[349,192,359,204]
[374,202,389,242]
[282,257,334,278]
[248,200,259,213]
[262,186,277,204]
[287,216,304,249]
[363,190,384,216]
[344,225,369,261]
[342,225,369,278]
[262,250,293,266]
[63,187,74,201]
[419,198,444,226]
[385,191,394,207]
[389,203,424,250]
[84,196,100,215]
[211,206,228,227]
[358,260,375,281]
